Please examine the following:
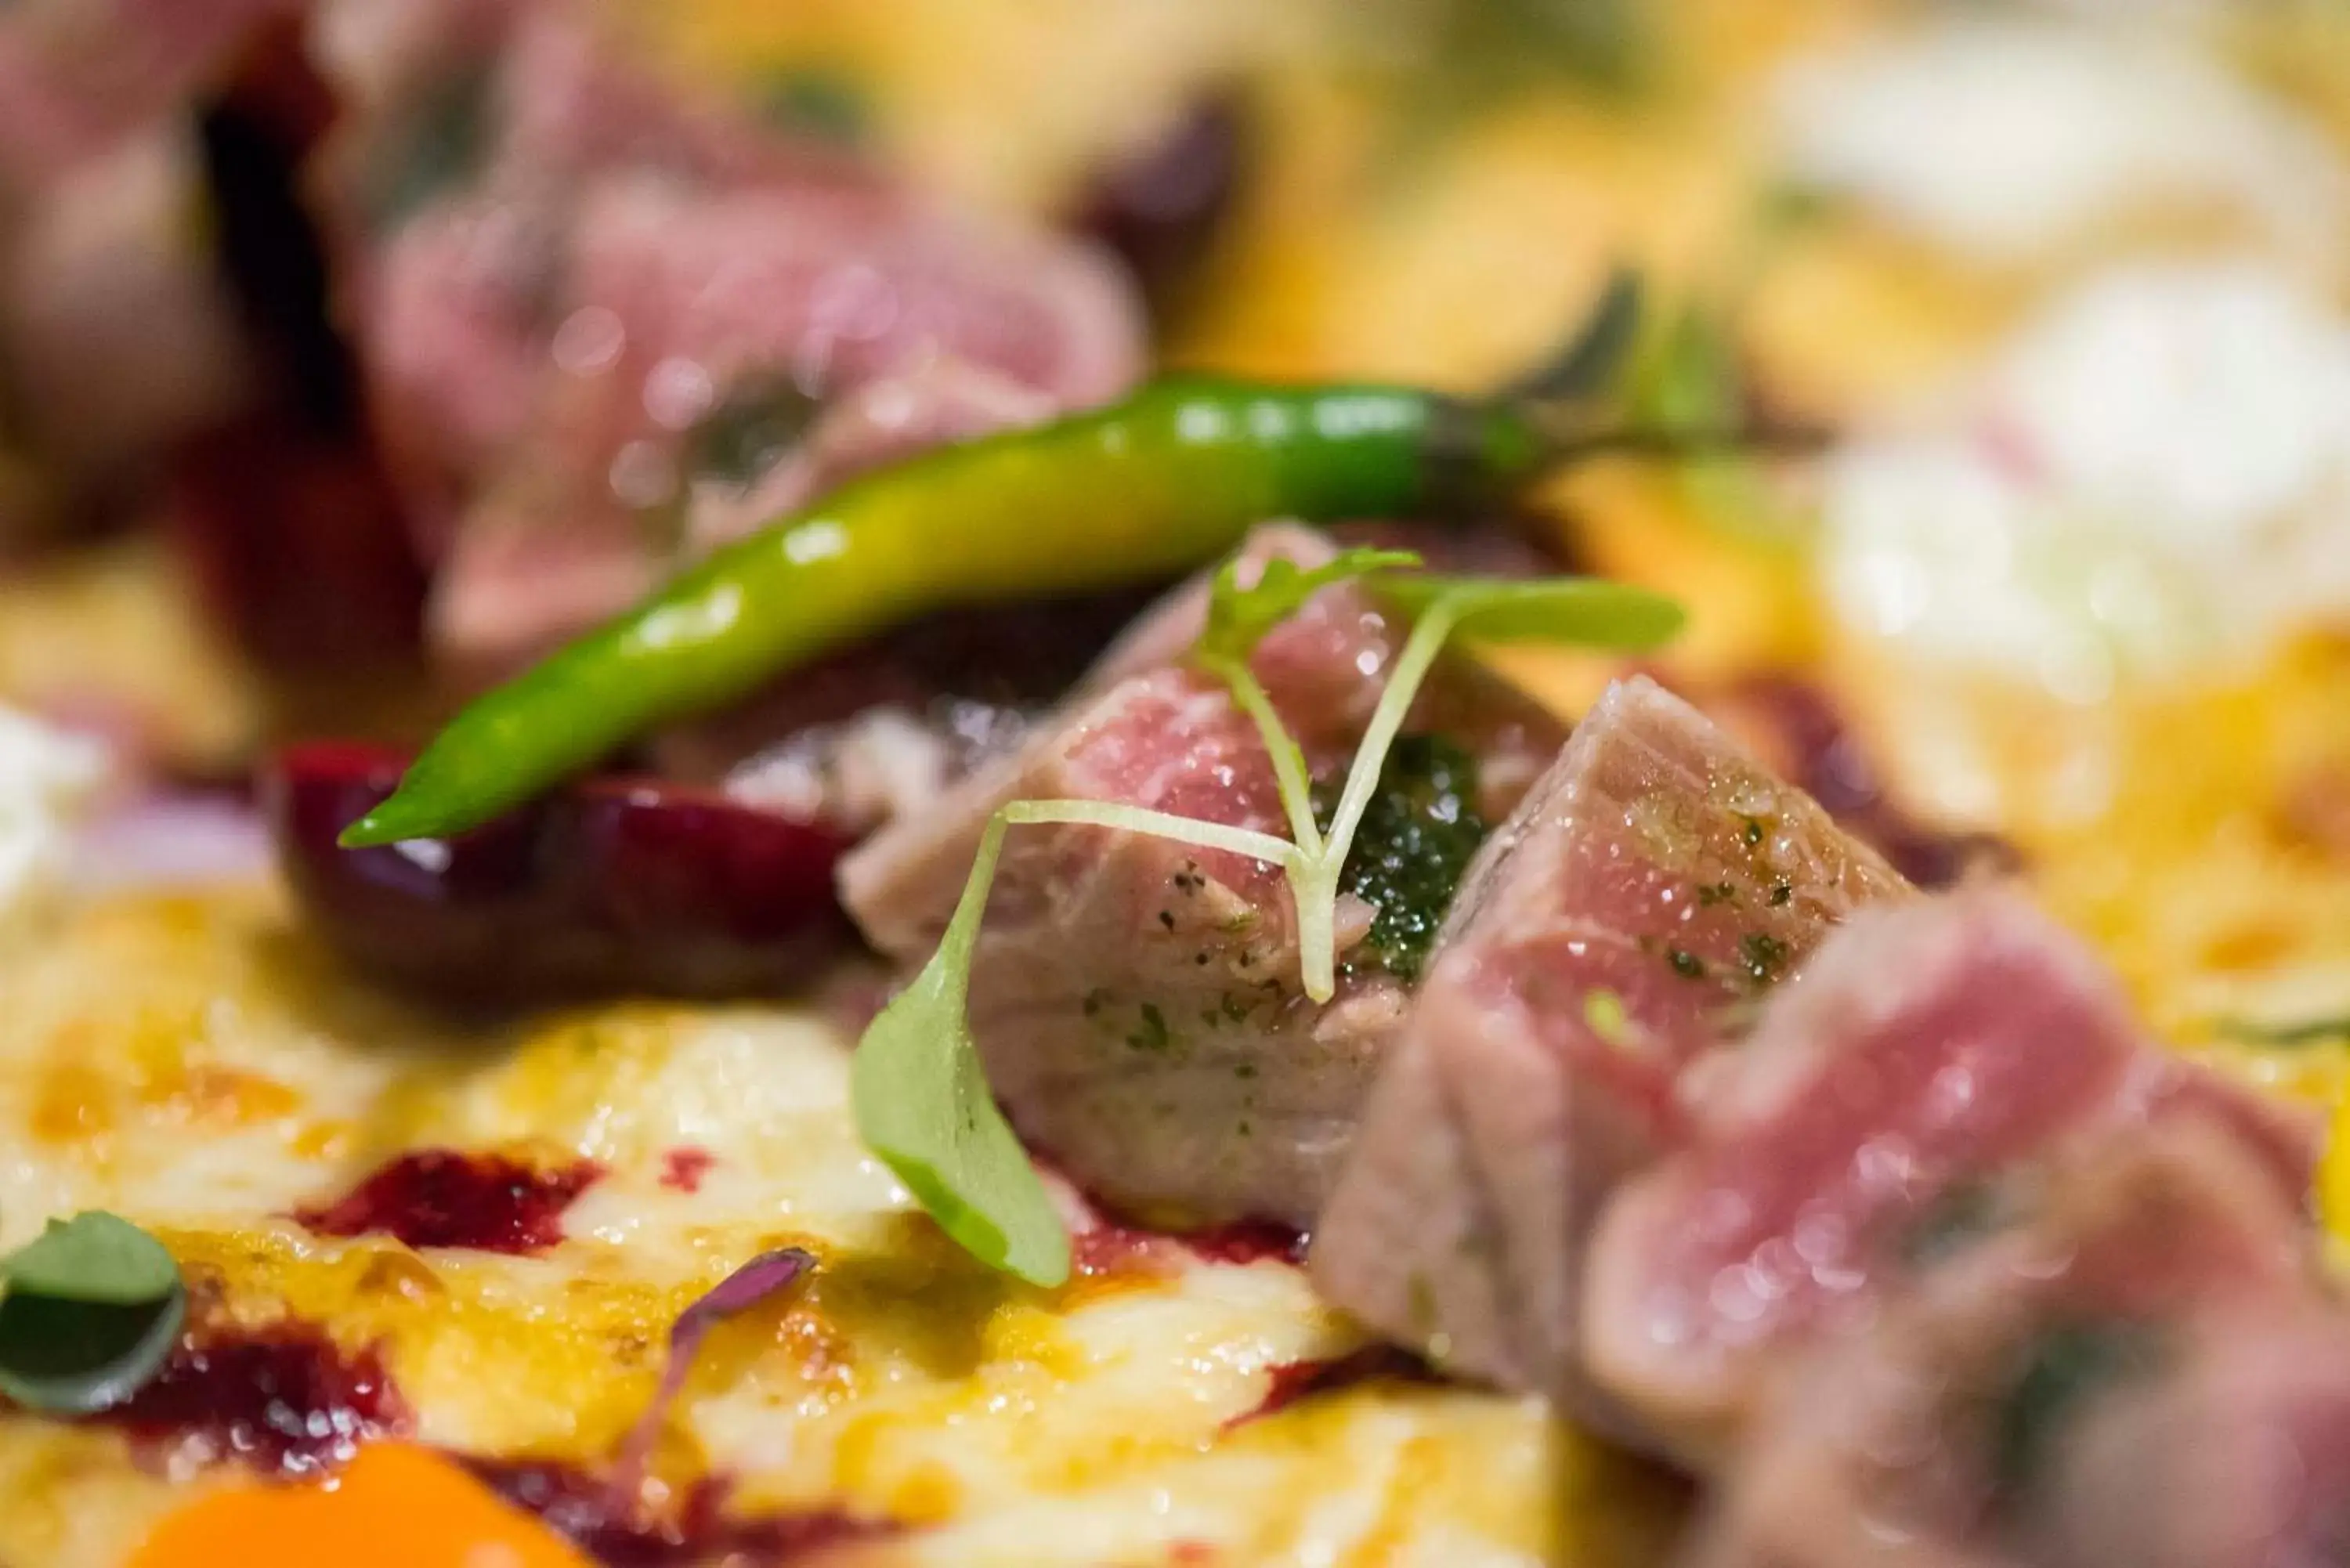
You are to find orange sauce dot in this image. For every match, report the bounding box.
[128,1443,592,1568]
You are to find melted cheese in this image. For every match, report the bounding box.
[1821,262,2350,699]
[0,890,1676,1567]
[0,703,105,937]
[1773,17,2348,267]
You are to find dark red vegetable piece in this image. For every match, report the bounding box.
[172,23,429,670]
[1074,89,1247,331]
[265,742,851,999]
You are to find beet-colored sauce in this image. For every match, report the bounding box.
[659,1148,715,1194]
[466,1458,891,1566]
[1072,1216,1307,1279]
[103,1324,410,1477]
[296,1150,604,1255]
[1226,1346,1437,1431]
[1183,1220,1309,1268]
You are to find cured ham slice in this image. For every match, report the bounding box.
[1308,676,1908,1432]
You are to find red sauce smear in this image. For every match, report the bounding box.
[296,1151,604,1255]
[465,1458,892,1566]
[1226,1345,1437,1431]
[1072,1216,1307,1278]
[658,1148,715,1194]
[103,1323,411,1477]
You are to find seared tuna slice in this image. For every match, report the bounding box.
[1686,1121,2319,1568]
[1309,676,1908,1423]
[0,0,295,190]
[841,526,1564,1229]
[1585,888,2319,1465]
[428,176,1139,674]
[2036,1304,2350,1568]
[318,2,1143,674]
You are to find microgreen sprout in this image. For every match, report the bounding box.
[0,1211,186,1414]
[852,547,1683,1282]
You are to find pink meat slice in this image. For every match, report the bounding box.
[327,0,894,540]
[840,525,1564,1229]
[1584,889,2319,1466]
[1685,1120,2321,1568]
[322,2,1145,675]
[1308,676,1909,1433]
[423,175,1141,677]
[2039,1303,2350,1568]
[0,0,295,189]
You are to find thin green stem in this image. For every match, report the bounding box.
[1285,598,1462,1004]
[1319,597,1462,883]
[1202,656,1325,859]
[999,798,1303,870]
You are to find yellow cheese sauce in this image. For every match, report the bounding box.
[0,889,1684,1567]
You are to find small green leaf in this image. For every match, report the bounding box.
[0,1288,184,1414]
[851,820,1070,1288]
[364,63,494,231]
[4,1213,181,1305]
[1373,576,1686,649]
[2215,1014,2350,1048]
[1629,305,1743,438]
[1198,547,1422,667]
[1502,268,1645,403]
[753,67,872,146]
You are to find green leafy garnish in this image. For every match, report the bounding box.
[852,800,1294,1289]
[5,1213,180,1304]
[1372,575,1687,648]
[1315,735,1488,984]
[0,1212,185,1414]
[2214,1013,2350,1048]
[683,376,825,490]
[853,547,1684,1281]
[364,64,495,231]
[1992,1320,2164,1505]
[753,67,871,146]
[1199,547,1423,667]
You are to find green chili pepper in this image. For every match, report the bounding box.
[343,277,1699,847]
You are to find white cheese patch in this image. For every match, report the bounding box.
[0,705,107,940]
[1821,260,2350,694]
[1773,18,2348,267]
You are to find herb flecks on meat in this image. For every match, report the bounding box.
[1993,1319,2166,1506]
[1316,735,1488,984]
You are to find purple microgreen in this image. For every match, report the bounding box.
[609,1246,815,1507]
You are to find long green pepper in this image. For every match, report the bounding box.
[344,283,1667,847]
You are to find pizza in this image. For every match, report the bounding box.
[2,2,2348,1566]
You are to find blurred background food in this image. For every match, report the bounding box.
[5,5,2350,1557]
[10,0,2349,1054]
